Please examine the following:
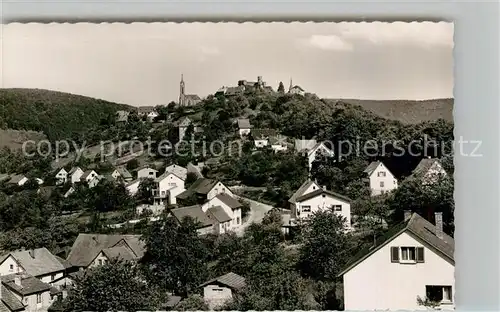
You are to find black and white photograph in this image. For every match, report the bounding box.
[0,21,455,311]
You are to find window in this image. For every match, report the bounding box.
[168,183,176,187]
[161,191,166,195]
[380,181,385,187]
[426,285,453,303]
[9,264,13,271]
[378,171,386,177]
[301,205,311,212]
[149,172,154,175]
[51,274,56,281]
[237,217,241,224]
[213,288,223,292]
[98,259,103,266]
[322,194,326,198]
[391,246,425,263]
[334,205,342,211]
[37,294,42,304]
[401,247,416,261]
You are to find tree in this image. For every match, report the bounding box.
[126,159,139,171]
[185,172,198,188]
[175,295,209,311]
[63,260,163,312]
[136,178,156,204]
[277,81,285,93]
[141,215,210,296]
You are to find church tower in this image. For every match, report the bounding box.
[179,74,185,106]
[288,78,293,93]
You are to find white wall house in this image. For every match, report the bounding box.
[178,117,192,141]
[201,272,246,310]
[289,85,305,95]
[364,161,398,196]
[207,181,234,201]
[147,111,159,122]
[80,170,100,188]
[339,212,455,311]
[237,119,251,137]
[55,168,68,185]
[1,274,53,312]
[412,157,448,185]
[69,167,84,184]
[8,174,28,186]
[125,180,141,196]
[307,142,335,171]
[201,193,243,230]
[154,172,185,206]
[137,167,158,180]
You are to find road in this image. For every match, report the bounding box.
[234,195,273,235]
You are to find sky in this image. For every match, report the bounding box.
[1,22,454,106]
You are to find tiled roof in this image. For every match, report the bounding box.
[1,285,24,311]
[215,193,242,210]
[102,245,137,262]
[251,129,277,139]
[136,106,155,114]
[164,164,188,180]
[7,248,66,277]
[116,167,133,179]
[170,205,213,228]
[294,139,317,152]
[7,175,25,184]
[207,206,232,223]
[288,179,321,204]
[295,188,351,204]
[237,119,251,129]
[412,158,442,177]
[68,167,81,175]
[200,272,246,291]
[80,170,95,181]
[66,234,145,268]
[1,273,51,295]
[54,255,73,270]
[177,178,218,199]
[338,213,455,277]
[363,161,381,176]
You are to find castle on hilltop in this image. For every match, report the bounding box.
[179,74,202,106]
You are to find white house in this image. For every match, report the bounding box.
[201,193,243,230]
[7,174,28,186]
[177,178,234,203]
[201,272,246,310]
[306,142,335,170]
[125,180,141,196]
[112,167,133,182]
[338,212,455,311]
[137,167,158,180]
[364,161,398,196]
[412,157,447,185]
[169,205,216,235]
[164,164,188,181]
[80,170,99,188]
[288,179,351,227]
[178,117,192,141]
[64,186,75,198]
[68,167,84,184]
[251,129,277,148]
[55,168,68,185]
[0,273,53,312]
[237,119,251,137]
[147,111,159,122]
[289,85,305,96]
[269,135,288,152]
[153,172,186,206]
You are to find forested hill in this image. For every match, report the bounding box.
[325,98,454,124]
[0,88,134,142]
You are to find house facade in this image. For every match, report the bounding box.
[137,167,158,180]
[364,161,398,196]
[154,172,186,206]
[413,157,447,185]
[201,194,243,230]
[307,142,335,170]
[54,169,68,185]
[68,167,84,184]
[237,119,251,137]
[201,272,246,310]
[1,274,53,312]
[339,212,454,311]
[177,179,233,204]
[125,180,141,196]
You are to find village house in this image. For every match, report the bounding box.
[250,129,277,148]
[201,193,243,230]
[68,167,84,184]
[237,119,251,137]
[66,234,145,271]
[7,175,28,186]
[111,167,133,182]
[153,170,186,206]
[176,178,233,205]
[146,110,159,122]
[269,135,288,152]
[125,180,141,196]
[200,272,246,310]
[412,157,447,185]
[363,161,398,196]
[169,205,217,235]
[136,106,156,116]
[79,170,100,188]
[288,179,351,227]
[287,78,306,96]
[137,167,158,180]
[164,164,188,181]
[116,110,130,123]
[186,162,204,179]
[338,212,454,311]
[54,169,68,186]
[0,273,53,312]
[306,142,335,170]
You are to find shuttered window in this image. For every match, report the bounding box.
[416,247,425,262]
[390,246,399,262]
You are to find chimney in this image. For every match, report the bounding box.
[404,210,412,222]
[28,249,35,259]
[322,185,327,191]
[435,212,443,239]
[14,276,22,287]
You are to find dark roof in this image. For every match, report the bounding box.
[288,179,320,204]
[187,163,203,178]
[54,255,73,270]
[363,161,381,176]
[207,206,232,223]
[68,167,81,175]
[237,119,251,129]
[170,205,213,228]
[103,174,116,182]
[1,285,24,311]
[1,274,51,295]
[80,170,95,181]
[215,193,242,209]
[200,272,246,291]
[185,94,201,101]
[7,175,26,184]
[295,188,351,204]
[251,129,278,139]
[177,178,218,199]
[291,85,304,91]
[412,158,442,177]
[5,248,66,277]
[116,167,133,179]
[136,106,155,114]
[102,245,136,262]
[338,213,455,277]
[66,234,145,268]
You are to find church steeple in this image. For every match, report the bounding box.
[289,77,293,92]
[179,74,185,106]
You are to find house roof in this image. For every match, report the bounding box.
[7,175,26,184]
[237,118,251,129]
[1,285,24,311]
[116,167,133,179]
[54,255,73,270]
[363,161,381,176]
[176,116,192,127]
[125,179,140,187]
[207,206,232,223]
[1,273,51,296]
[80,170,95,181]
[337,213,455,277]
[412,158,443,177]
[68,167,81,175]
[177,178,218,199]
[215,193,242,210]
[56,168,67,175]
[66,234,145,268]
[116,110,130,121]
[225,86,245,95]
[289,179,321,204]
[136,106,155,114]
[101,245,137,262]
[164,164,188,181]
[295,188,351,204]
[308,142,334,156]
[170,205,213,228]
[200,272,246,291]
[251,129,278,140]
[294,139,317,152]
[291,85,304,91]
[185,94,201,101]
[4,248,66,277]
[186,162,203,178]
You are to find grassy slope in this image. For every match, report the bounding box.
[325,98,454,124]
[0,88,134,143]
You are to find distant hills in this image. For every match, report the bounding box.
[325,98,453,124]
[0,88,133,145]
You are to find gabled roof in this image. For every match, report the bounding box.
[80,170,96,181]
[308,142,334,156]
[295,188,351,204]
[294,139,317,152]
[177,178,218,199]
[291,85,304,91]
[66,234,145,268]
[1,273,50,296]
[125,179,140,187]
[164,164,188,181]
[215,193,242,210]
[116,167,133,179]
[187,162,203,178]
[68,167,82,175]
[363,161,381,176]
[101,245,137,262]
[251,129,278,140]
[237,118,251,129]
[338,213,455,277]
[1,284,25,311]
[56,168,67,175]
[176,116,192,127]
[136,106,155,114]
[412,158,444,177]
[3,248,66,277]
[170,205,213,228]
[200,272,246,291]
[288,179,321,204]
[185,94,201,101]
[7,175,26,184]
[207,206,232,223]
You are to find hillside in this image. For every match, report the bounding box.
[0,129,47,150]
[325,98,453,124]
[0,88,134,142]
